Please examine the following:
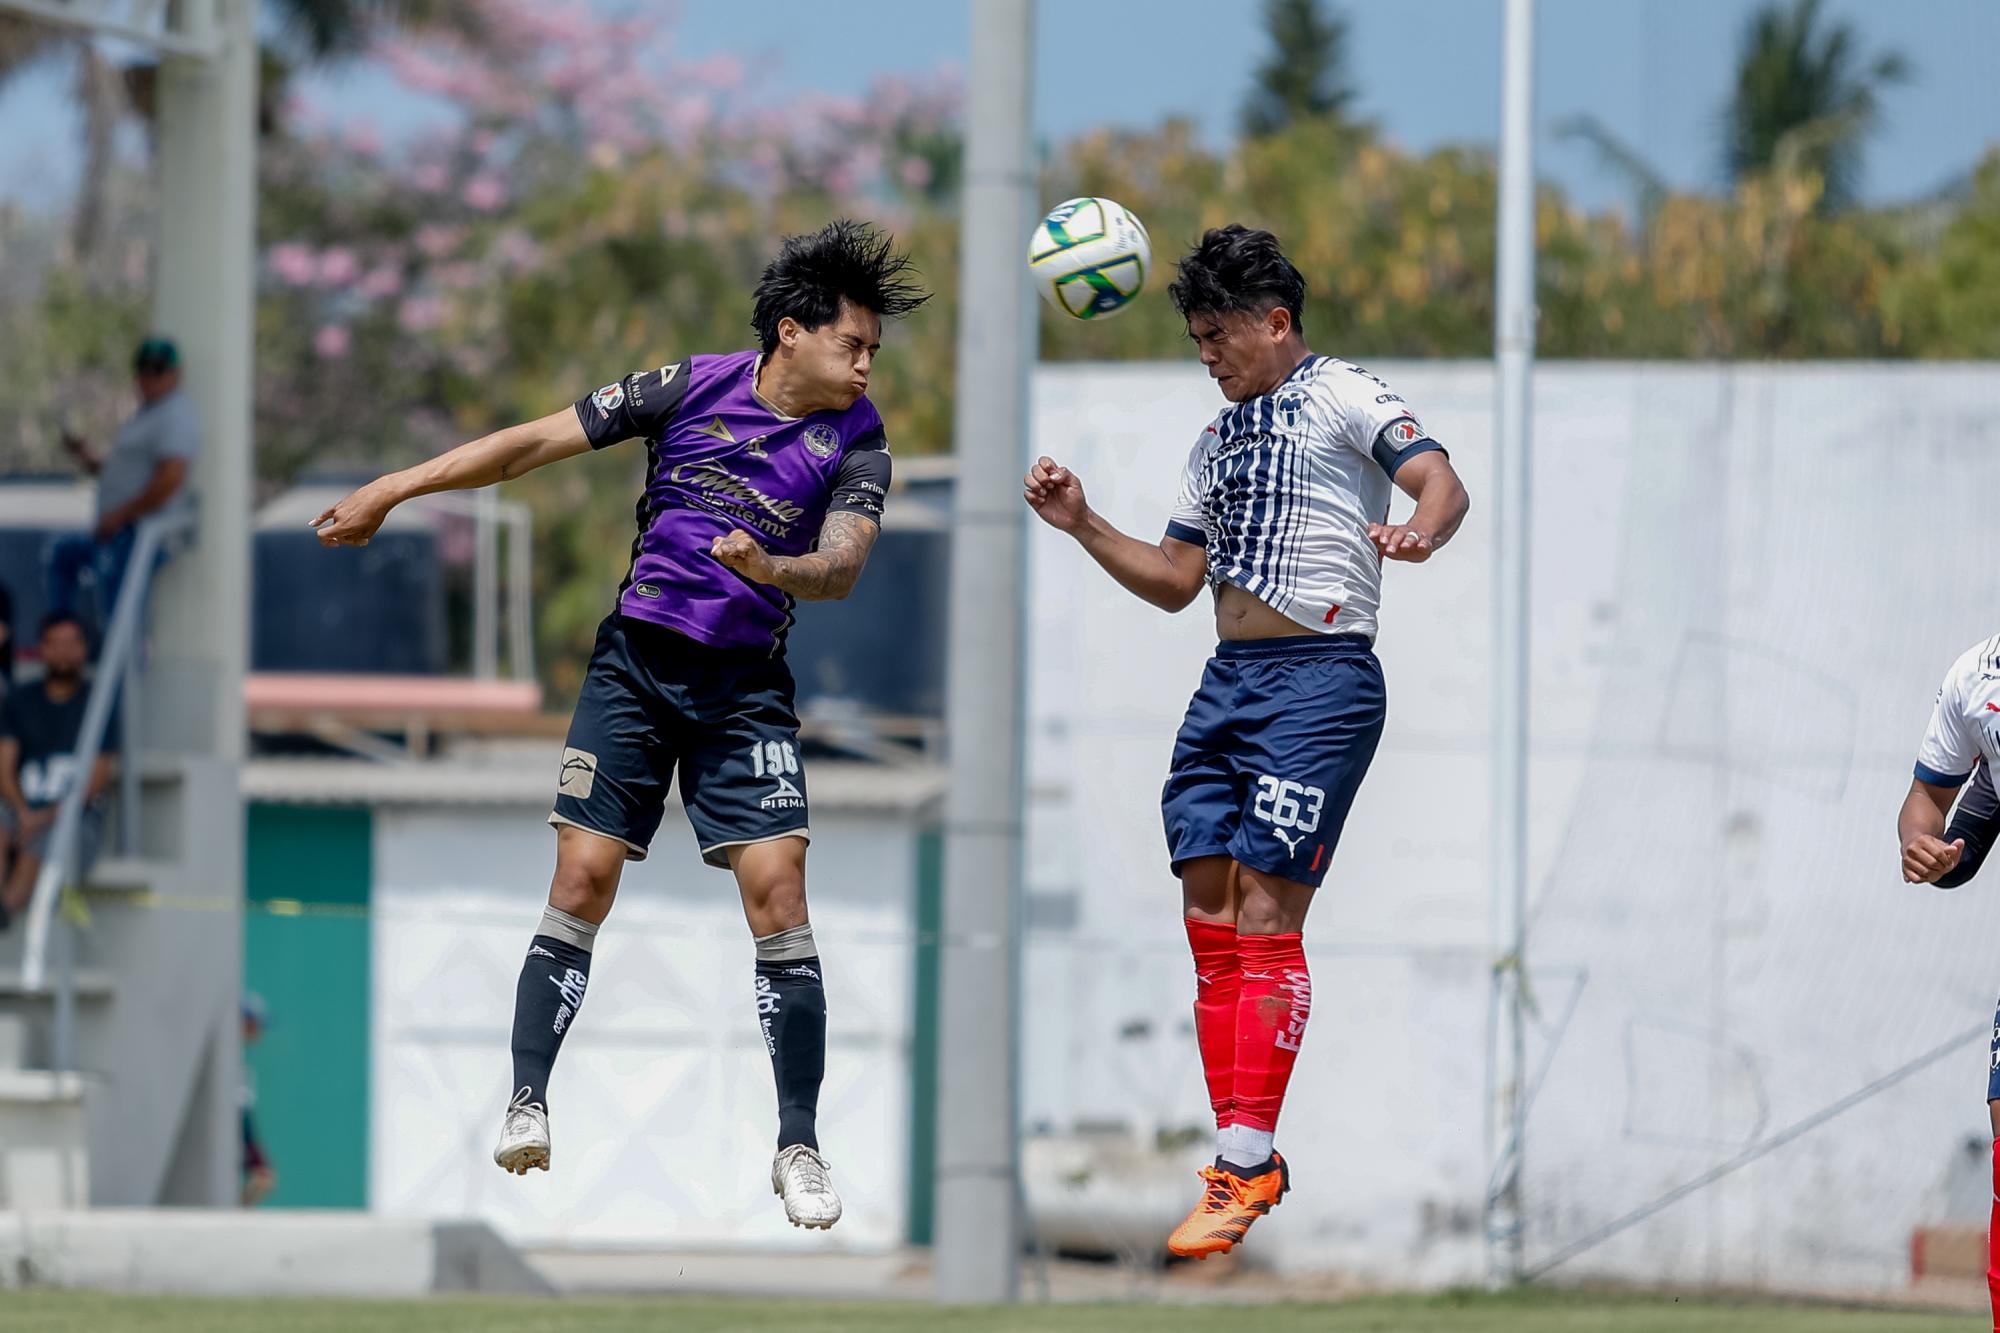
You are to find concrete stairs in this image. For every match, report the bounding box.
[0,753,240,1209]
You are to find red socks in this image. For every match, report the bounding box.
[1184,921,1313,1137]
[1232,932,1311,1133]
[1988,1136,1999,1332]
[1184,917,1241,1127]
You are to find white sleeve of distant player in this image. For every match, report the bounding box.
[1915,654,1980,787]
[1163,430,1211,547]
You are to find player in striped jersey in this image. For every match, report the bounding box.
[1025,225,1470,1257]
[1899,633,2000,1329]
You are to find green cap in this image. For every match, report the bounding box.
[133,336,179,373]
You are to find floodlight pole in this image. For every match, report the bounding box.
[1486,0,1536,1288]
[934,0,1036,1305]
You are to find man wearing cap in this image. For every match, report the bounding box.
[48,336,201,627]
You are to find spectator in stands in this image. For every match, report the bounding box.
[48,336,200,631]
[0,613,116,929]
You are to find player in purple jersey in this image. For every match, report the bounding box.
[313,221,928,1228]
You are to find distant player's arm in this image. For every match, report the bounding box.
[1935,763,2000,888]
[1023,456,1207,612]
[1900,777,1969,884]
[1904,652,1984,883]
[312,408,589,547]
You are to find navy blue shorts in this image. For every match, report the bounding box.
[1161,635,1386,889]
[551,614,808,867]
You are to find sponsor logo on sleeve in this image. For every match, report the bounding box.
[590,381,625,417]
[1386,418,1424,448]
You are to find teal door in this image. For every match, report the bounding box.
[243,803,372,1208]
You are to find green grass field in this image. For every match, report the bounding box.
[2,1288,1977,1333]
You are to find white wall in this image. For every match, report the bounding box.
[368,806,917,1252]
[1025,360,2000,1289]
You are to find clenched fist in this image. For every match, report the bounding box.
[712,529,776,584]
[1024,456,1089,534]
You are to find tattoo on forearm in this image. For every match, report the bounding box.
[766,512,879,601]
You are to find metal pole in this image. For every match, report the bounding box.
[934,0,1035,1305]
[1486,0,1536,1288]
[473,485,499,679]
[506,504,534,681]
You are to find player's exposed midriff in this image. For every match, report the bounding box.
[1214,581,1322,642]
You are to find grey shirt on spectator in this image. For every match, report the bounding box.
[97,387,200,527]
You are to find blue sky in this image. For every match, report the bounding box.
[2,0,1996,217]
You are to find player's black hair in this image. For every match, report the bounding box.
[37,610,85,640]
[1168,224,1307,330]
[751,219,931,354]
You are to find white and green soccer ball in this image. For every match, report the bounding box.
[1027,196,1151,321]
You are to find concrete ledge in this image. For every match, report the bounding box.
[0,1210,554,1296]
[0,1075,89,1209]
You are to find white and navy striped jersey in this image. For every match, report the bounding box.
[1914,634,2000,787]
[1163,355,1445,642]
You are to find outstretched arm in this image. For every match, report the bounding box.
[312,407,589,547]
[1024,456,1208,612]
[713,512,881,603]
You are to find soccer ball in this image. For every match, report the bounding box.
[1027,197,1151,321]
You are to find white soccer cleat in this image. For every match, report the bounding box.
[494,1087,550,1175]
[772,1144,842,1229]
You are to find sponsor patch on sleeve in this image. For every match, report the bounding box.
[590,381,626,418]
[1386,418,1425,449]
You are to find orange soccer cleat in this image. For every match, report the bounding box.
[1166,1153,1291,1258]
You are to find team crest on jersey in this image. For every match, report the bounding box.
[591,381,625,417]
[802,423,839,458]
[1387,418,1424,447]
[1276,392,1306,428]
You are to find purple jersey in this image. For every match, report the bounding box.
[574,349,891,652]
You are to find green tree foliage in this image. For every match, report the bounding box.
[6,1,2000,699]
[1241,0,1356,139]
[1723,0,1909,211]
